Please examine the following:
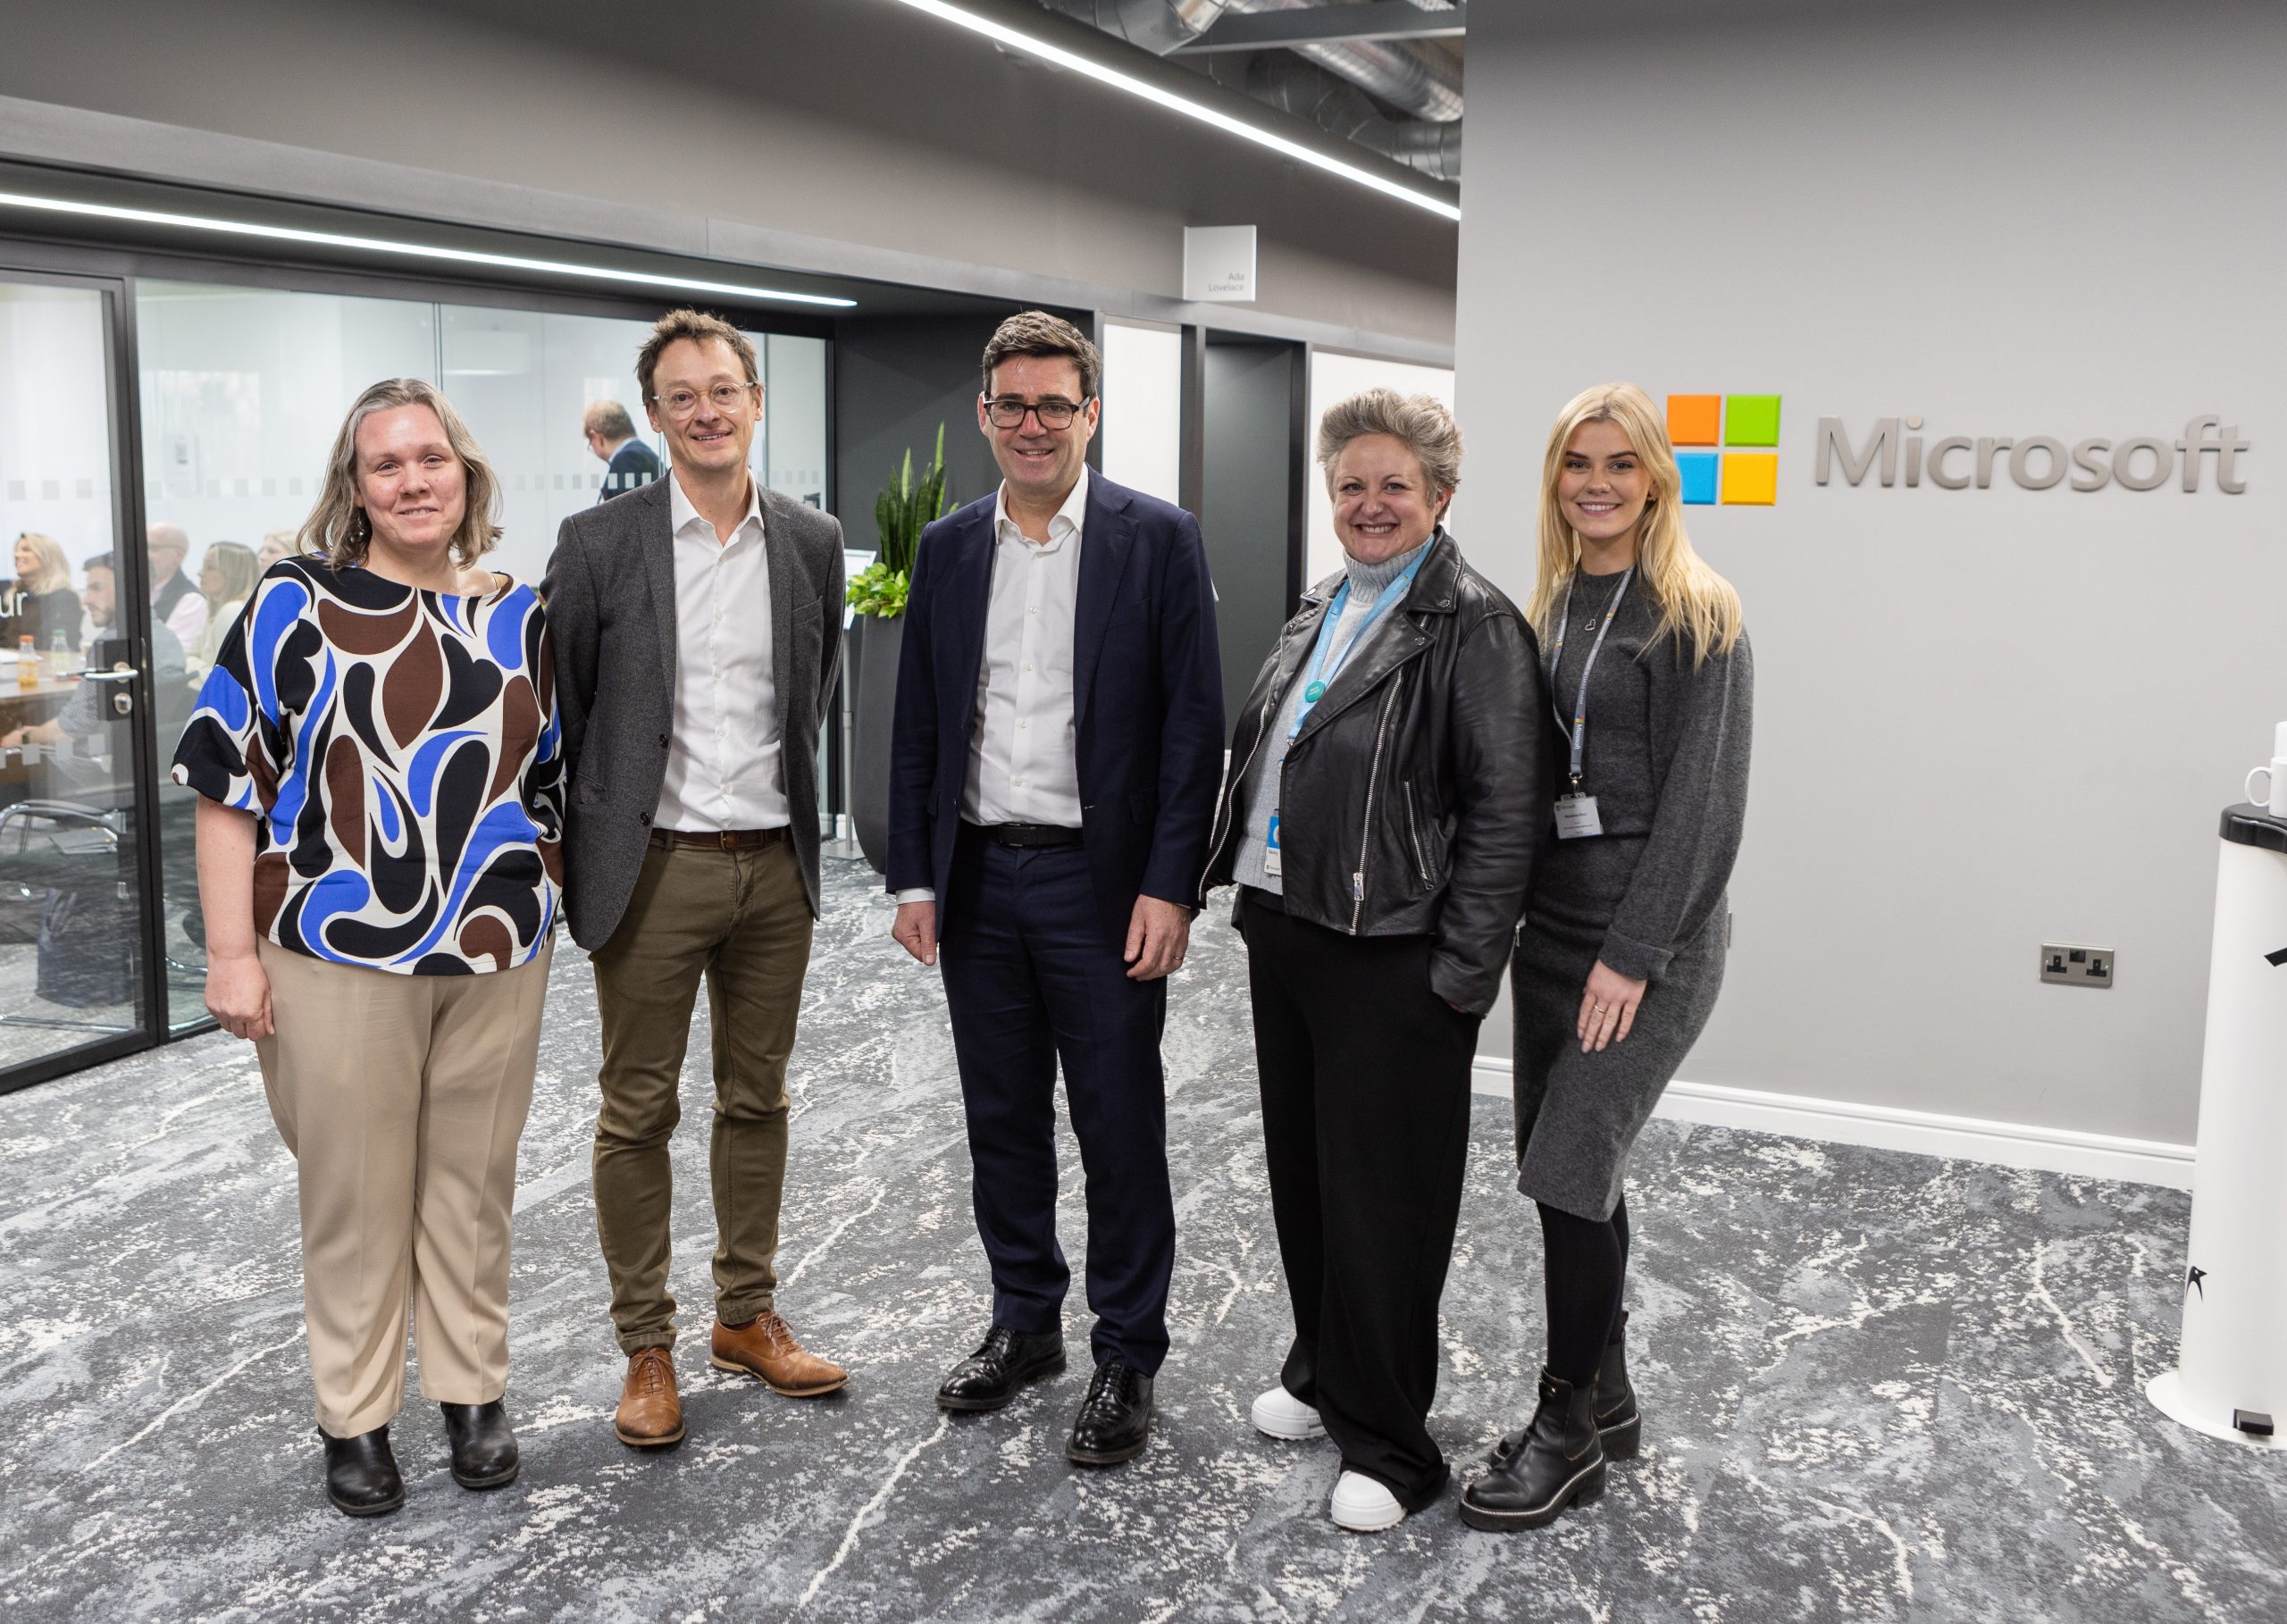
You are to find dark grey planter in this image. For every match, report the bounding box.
[850,613,904,873]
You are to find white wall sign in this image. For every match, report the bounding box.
[1183,224,1257,303]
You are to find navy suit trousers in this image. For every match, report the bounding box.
[939,826,1175,1374]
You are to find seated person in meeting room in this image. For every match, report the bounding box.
[0,551,186,766]
[2,532,83,654]
[188,540,258,681]
[582,398,662,502]
[256,529,297,573]
[146,522,208,651]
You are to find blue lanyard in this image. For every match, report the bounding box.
[1288,545,1430,740]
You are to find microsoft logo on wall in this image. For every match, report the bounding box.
[1667,394,1780,506]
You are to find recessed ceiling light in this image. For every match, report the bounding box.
[884,0,1462,222]
[0,190,859,308]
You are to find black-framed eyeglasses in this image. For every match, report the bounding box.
[984,396,1089,431]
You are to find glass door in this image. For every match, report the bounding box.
[0,272,162,1090]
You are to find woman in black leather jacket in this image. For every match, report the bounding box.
[1199,388,1548,1531]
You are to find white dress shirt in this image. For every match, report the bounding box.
[895,467,1088,907]
[654,470,788,833]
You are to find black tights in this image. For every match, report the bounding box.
[1536,1193,1630,1385]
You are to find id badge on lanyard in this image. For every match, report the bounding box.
[1550,566,1632,841]
[1265,547,1430,874]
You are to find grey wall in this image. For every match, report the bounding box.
[836,316,1033,557]
[1455,2,2287,1144]
[1202,340,1303,732]
[0,0,1455,347]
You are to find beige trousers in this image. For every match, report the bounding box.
[255,936,553,1437]
[589,837,813,1353]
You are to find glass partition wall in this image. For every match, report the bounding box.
[0,273,163,1082]
[0,252,833,1085]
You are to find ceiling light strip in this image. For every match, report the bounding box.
[884,0,1462,222]
[0,190,859,308]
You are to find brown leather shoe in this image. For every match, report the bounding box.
[710,1310,849,1397]
[614,1347,684,1448]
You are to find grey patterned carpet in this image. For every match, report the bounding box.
[0,858,2279,1621]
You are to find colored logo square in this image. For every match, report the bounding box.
[1667,394,1722,448]
[1676,450,1721,505]
[1721,452,1779,505]
[1723,394,1782,447]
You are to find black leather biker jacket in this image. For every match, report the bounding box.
[1197,532,1550,1015]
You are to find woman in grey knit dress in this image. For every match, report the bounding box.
[1461,382,1752,1533]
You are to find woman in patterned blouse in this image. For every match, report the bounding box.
[174,378,564,1519]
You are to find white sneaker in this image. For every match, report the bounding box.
[1251,1385,1327,1441]
[1329,1470,1405,1533]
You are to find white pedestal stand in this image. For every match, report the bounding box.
[2147,805,2287,1450]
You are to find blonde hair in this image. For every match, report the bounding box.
[13,532,71,596]
[1530,382,1743,666]
[301,379,502,570]
[199,541,259,620]
[1317,388,1462,511]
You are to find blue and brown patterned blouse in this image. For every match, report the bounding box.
[172,557,564,975]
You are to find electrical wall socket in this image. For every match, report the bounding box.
[2040,943,2115,988]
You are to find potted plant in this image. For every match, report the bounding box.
[849,424,951,871]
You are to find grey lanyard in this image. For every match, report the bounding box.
[1548,565,1634,786]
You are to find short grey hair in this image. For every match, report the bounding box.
[1315,388,1462,498]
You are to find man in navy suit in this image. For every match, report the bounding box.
[582,399,664,503]
[888,311,1223,1465]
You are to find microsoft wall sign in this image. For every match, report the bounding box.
[1817,415,2250,493]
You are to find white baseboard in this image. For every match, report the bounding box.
[1468,1056,2195,1190]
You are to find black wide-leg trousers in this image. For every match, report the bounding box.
[1240,888,1480,1511]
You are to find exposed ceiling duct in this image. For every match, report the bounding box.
[1036,0,1462,178]
[1035,0,1231,56]
[1232,52,1462,180]
[1225,0,1462,123]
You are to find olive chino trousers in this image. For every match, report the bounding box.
[589,834,814,1354]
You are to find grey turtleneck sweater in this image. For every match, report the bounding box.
[1233,537,1432,893]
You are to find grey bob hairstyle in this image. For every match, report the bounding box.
[1315,387,1463,501]
[301,378,504,570]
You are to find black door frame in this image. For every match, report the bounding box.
[0,262,165,1095]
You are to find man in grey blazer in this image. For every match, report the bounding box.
[543,308,849,1451]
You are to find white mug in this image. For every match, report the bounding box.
[2247,757,2287,816]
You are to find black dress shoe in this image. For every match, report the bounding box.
[935,1326,1066,1413]
[1459,1369,1605,1532]
[319,1424,405,1518]
[1066,1360,1153,1466]
[1490,1310,1639,1468]
[440,1400,521,1490]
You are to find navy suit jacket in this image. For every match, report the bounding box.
[886,473,1225,945]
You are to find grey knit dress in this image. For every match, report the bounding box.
[1512,567,1753,1220]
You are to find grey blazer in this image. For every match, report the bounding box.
[542,476,845,950]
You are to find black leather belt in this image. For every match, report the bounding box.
[650,826,787,851]
[975,822,1085,850]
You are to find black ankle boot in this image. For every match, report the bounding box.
[1593,1310,1640,1460]
[1460,1369,1605,1531]
[320,1424,405,1517]
[1488,1310,1639,1468]
[441,1400,520,1489]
